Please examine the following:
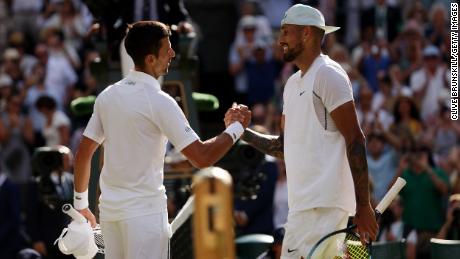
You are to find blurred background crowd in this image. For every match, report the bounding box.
[0,0,458,259]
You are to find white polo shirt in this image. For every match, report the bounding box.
[282,54,355,214]
[83,70,199,221]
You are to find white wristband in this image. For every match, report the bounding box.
[224,122,244,143]
[74,189,89,210]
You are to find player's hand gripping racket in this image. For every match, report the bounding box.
[306,177,406,259]
[62,204,105,254]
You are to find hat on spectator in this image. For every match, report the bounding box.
[281,4,340,34]
[240,15,257,29]
[400,87,413,98]
[450,194,460,203]
[0,74,12,88]
[3,48,20,60]
[423,45,440,57]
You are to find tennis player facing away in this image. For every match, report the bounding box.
[236,4,379,258]
[72,21,251,259]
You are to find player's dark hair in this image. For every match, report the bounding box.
[124,21,171,68]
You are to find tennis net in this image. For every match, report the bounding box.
[170,196,195,259]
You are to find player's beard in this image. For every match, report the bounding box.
[283,43,303,62]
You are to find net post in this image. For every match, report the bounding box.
[193,167,235,259]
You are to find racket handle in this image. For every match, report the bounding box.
[62,204,87,223]
[375,177,406,214]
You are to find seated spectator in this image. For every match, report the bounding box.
[35,96,70,147]
[378,196,417,259]
[436,194,460,240]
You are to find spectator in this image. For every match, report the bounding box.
[361,0,402,42]
[0,168,23,259]
[0,73,13,112]
[238,0,273,44]
[229,15,259,103]
[35,95,70,147]
[437,194,460,240]
[389,89,423,146]
[23,63,47,146]
[360,42,391,93]
[410,45,450,123]
[356,86,393,134]
[378,196,417,259]
[42,0,89,50]
[7,31,38,78]
[245,40,277,106]
[425,3,449,52]
[391,21,424,85]
[2,48,24,90]
[366,132,398,203]
[10,0,44,41]
[0,94,34,183]
[390,145,449,259]
[42,29,78,110]
[372,75,397,115]
[427,105,460,160]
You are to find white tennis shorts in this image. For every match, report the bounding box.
[101,211,171,259]
[281,207,349,259]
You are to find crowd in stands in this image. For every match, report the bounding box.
[0,0,458,259]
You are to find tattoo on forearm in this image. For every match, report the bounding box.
[241,129,284,159]
[347,137,370,205]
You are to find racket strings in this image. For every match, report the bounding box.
[93,224,105,254]
[343,232,369,259]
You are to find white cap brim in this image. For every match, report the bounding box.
[316,25,340,34]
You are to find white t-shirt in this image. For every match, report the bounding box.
[44,52,78,109]
[43,110,70,146]
[84,70,199,221]
[282,54,355,214]
[410,67,450,121]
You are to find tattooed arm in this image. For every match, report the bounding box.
[241,115,285,160]
[331,101,378,243]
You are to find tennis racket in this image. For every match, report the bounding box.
[62,204,105,254]
[306,177,407,259]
